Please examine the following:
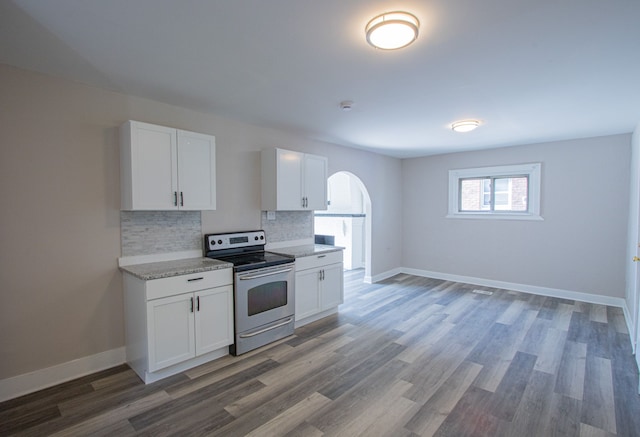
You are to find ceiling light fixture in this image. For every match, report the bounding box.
[451,119,481,133]
[365,11,419,50]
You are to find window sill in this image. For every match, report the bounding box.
[446,213,544,221]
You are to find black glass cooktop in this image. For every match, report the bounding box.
[207,251,293,272]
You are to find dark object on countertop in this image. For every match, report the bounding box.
[315,234,335,245]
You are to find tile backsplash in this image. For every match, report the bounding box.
[261,210,313,243]
[121,211,201,256]
[120,210,313,257]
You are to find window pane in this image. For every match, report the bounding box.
[448,163,540,219]
[494,178,509,191]
[494,192,509,205]
[494,176,528,211]
[493,177,510,208]
[510,176,528,211]
[482,179,491,206]
[460,178,489,211]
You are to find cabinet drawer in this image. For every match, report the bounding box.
[295,251,343,271]
[146,268,232,301]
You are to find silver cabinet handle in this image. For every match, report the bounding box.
[239,267,293,280]
[187,277,204,282]
[180,192,184,206]
[190,297,194,313]
[174,191,178,206]
[239,318,293,338]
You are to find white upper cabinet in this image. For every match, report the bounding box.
[261,148,328,211]
[303,153,329,210]
[120,120,216,211]
[176,130,216,210]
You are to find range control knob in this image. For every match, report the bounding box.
[255,236,259,241]
[260,235,264,240]
[218,240,222,245]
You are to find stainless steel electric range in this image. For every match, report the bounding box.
[204,230,295,355]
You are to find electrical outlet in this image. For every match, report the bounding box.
[267,211,276,220]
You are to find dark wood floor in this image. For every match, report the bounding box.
[2,270,640,436]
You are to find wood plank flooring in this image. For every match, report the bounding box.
[2,270,640,436]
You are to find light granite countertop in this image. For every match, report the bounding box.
[270,244,343,258]
[120,257,232,280]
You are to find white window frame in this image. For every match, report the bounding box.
[447,163,542,221]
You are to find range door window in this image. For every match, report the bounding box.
[247,281,288,316]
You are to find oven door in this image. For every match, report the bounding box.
[234,263,295,334]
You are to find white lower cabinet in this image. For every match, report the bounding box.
[147,293,196,372]
[195,287,235,355]
[294,251,344,326]
[124,268,233,383]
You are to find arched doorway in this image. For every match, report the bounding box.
[314,171,372,282]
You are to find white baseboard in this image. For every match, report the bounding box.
[2,267,633,402]
[369,267,403,284]
[400,267,627,308]
[0,347,126,403]
[380,267,636,367]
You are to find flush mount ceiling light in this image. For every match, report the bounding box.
[451,119,481,133]
[365,11,419,50]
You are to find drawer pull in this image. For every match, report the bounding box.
[239,318,293,338]
[239,267,292,280]
[318,255,326,258]
[187,277,204,282]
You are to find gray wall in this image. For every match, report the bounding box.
[0,65,402,380]
[402,135,631,298]
[0,62,632,383]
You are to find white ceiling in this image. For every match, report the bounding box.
[1,0,639,158]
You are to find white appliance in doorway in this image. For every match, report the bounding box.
[315,214,364,270]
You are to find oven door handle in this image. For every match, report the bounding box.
[238,317,294,338]
[238,267,293,280]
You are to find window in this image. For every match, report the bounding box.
[448,163,542,220]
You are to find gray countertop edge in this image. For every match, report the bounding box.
[270,244,344,258]
[119,257,232,281]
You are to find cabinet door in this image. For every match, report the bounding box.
[276,149,304,210]
[130,122,178,210]
[295,269,321,321]
[195,286,233,356]
[147,294,195,372]
[303,153,328,210]
[320,263,344,310]
[177,130,216,210]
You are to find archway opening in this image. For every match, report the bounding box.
[314,171,372,282]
